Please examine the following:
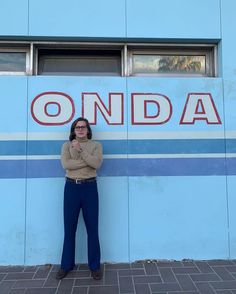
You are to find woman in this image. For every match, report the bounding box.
[56,117,103,280]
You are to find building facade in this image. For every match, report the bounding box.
[0,0,236,265]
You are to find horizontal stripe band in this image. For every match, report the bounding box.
[3,153,236,160]
[2,131,236,140]
[0,131,230,140]
[0,157,236,178]
[0,139,236,156]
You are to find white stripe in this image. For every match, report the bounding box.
[103,154,128,159]
[27,132,68,140]
[27,132,127,140]
[1,131,235,141]
[226,153,236,158]
[0,132,127,140]
[0,133,27,140]
[225,131,236,139]
[0,156,27,160]
[1,153,236,160]
[0,155,59,160]
[128,153,227,158]
[93,132,127,140]
[27,155,60,160]
[2,131,236,141]
[128,131,226,139]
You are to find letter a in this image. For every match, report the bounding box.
[180,93,222,124]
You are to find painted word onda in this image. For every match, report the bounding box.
[31,92,222,126]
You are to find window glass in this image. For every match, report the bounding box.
[0,52,26,72]
[38,50,121,76]
[133,54,206,75]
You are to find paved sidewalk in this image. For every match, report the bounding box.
[1,260,236,294]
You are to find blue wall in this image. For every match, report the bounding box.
[0,0,221,39]
[221,0,236,259]
[0,0,236,265]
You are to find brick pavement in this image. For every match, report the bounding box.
[1,260,236,294]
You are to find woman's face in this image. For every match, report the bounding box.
[74,120,88,139]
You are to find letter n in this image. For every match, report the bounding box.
[82,93,124,125]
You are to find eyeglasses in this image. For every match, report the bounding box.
[75,126,87,130]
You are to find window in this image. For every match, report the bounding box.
[0,48,30,75]
[128,46,216,77]
[37,49,121,76]
[0,42,217,77]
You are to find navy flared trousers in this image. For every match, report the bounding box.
[60,179,101,271]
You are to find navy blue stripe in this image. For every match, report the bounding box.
[101,158,227,176]
[225,157,236,175]
[0,157,234,178]
[0,139,235,155]
[0,160,26,178]
[27,160,64,178]
[126,158,226,176]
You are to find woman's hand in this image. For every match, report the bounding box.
[71,139,81,151]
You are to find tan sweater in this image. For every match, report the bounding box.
[61,138,103,179]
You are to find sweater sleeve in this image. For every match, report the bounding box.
[61,142,87,170]
[80,142,103,169]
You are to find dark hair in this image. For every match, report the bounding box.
[69,117,92,141]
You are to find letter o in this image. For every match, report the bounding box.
[31,92,75,125]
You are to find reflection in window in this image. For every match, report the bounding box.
[133,54,206,75]
[0,52,26,72]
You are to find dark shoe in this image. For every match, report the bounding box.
[91,269,102,280]
[56,269,68,280]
